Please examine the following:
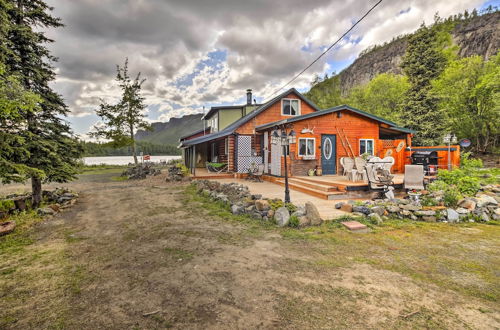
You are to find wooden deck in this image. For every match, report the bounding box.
[191,168,234,179]
[296,174,404,191]
[193,170,406,200]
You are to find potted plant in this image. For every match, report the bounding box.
[407,189,422,205]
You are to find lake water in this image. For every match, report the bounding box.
[83,155,181,166]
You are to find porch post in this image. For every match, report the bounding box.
[192,145,196,176]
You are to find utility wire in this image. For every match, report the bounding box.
[266,0,383,99]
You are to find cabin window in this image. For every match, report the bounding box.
[298,138,315,158]
[224,138,228,155]
[282,99,300,116]
[359,139,374,156]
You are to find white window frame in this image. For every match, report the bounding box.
[281,98,301,116]
[298,138,315,159]
[359,139,375,156]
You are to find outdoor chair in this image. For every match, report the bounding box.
[365,164,388,190]
[246,164,264,182]
[404,165,425,190]
[206,162,228,173]
[340,157,354,177]
[381,156,395,173]
[354,157,367,181]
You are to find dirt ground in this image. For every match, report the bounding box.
[1,171,499,329]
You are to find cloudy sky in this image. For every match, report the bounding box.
[44,0,493,138]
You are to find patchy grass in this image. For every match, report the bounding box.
[78,164,128,175]
[164,247,194,261]
[0,212,91,328]
[184,184,500,303]
[282,217,500,302]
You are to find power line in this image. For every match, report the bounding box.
[266,0,383,99]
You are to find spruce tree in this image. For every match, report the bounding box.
[92,59,151,165]
[5,0,82,207]
[400,24,447,146]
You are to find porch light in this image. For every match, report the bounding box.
[443,133,457,170]
[272,130,280,138]
[288,129,296,137]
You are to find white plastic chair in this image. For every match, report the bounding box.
[382,156,395,173]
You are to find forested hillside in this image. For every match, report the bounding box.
[306,9,499,152]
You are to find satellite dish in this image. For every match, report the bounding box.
[385,149,393,157]
[459,138,471,148]
[396,141,405,152]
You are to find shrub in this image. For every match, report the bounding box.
[175,163,189,176]
[457,176,480,196]
[427,180,449,193]
[437,168,465,185]
[0,200,15,212]
[289,215,299,228]
[269,199,284,210]
[421,195,438,207]
[460,152,483,170]
[444,188,462,207]
[285,203,297,214]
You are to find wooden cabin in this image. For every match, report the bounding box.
[179,88,460,194]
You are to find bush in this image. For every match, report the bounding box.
[175,163,189,176]
[460,152,483,170]
[437,168,465,185]
[457,176,480,196]
[0,199,15,212]
[289,215,299,228]
[269,199,297,214]
[427,180,449,193]
[444,189,462,207]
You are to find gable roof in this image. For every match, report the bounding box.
[202,105,245,120]
[180,88,320,147]
[179,127,210,141]
[255,104,416,134]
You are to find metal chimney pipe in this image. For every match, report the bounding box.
[246,89,252,105]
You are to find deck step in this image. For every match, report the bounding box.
[275,179,345,200]
[288,177,339,192]
[294,177,348,191]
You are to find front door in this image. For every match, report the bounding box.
[321,134,336,175]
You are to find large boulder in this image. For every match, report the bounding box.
[386,205,401,213]
[415,210,436,216]
[340,203,353,213]
[298,216,311,228]
[458,198,476,210]
[37,207,56,216]
[352,205,371,215]
[305,202,322,226]
[231,204,244,215]
[476,195,498,208]
[275,207,290,227]
[446,209,459,222]
[368,213,383,225]
[255,200,270,211]
[400,204,422,211]
[371,206,386,216]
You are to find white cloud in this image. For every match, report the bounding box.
[45,0,483,136]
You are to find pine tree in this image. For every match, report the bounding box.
[400,24,447,146]
[5,0,82,207]
[92,59,151,165]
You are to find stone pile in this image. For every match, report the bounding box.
[165,165,190,182]
[121,164,161,180]
[335,184,500,223]
[193,180,323,228]
[0,188,79,219]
